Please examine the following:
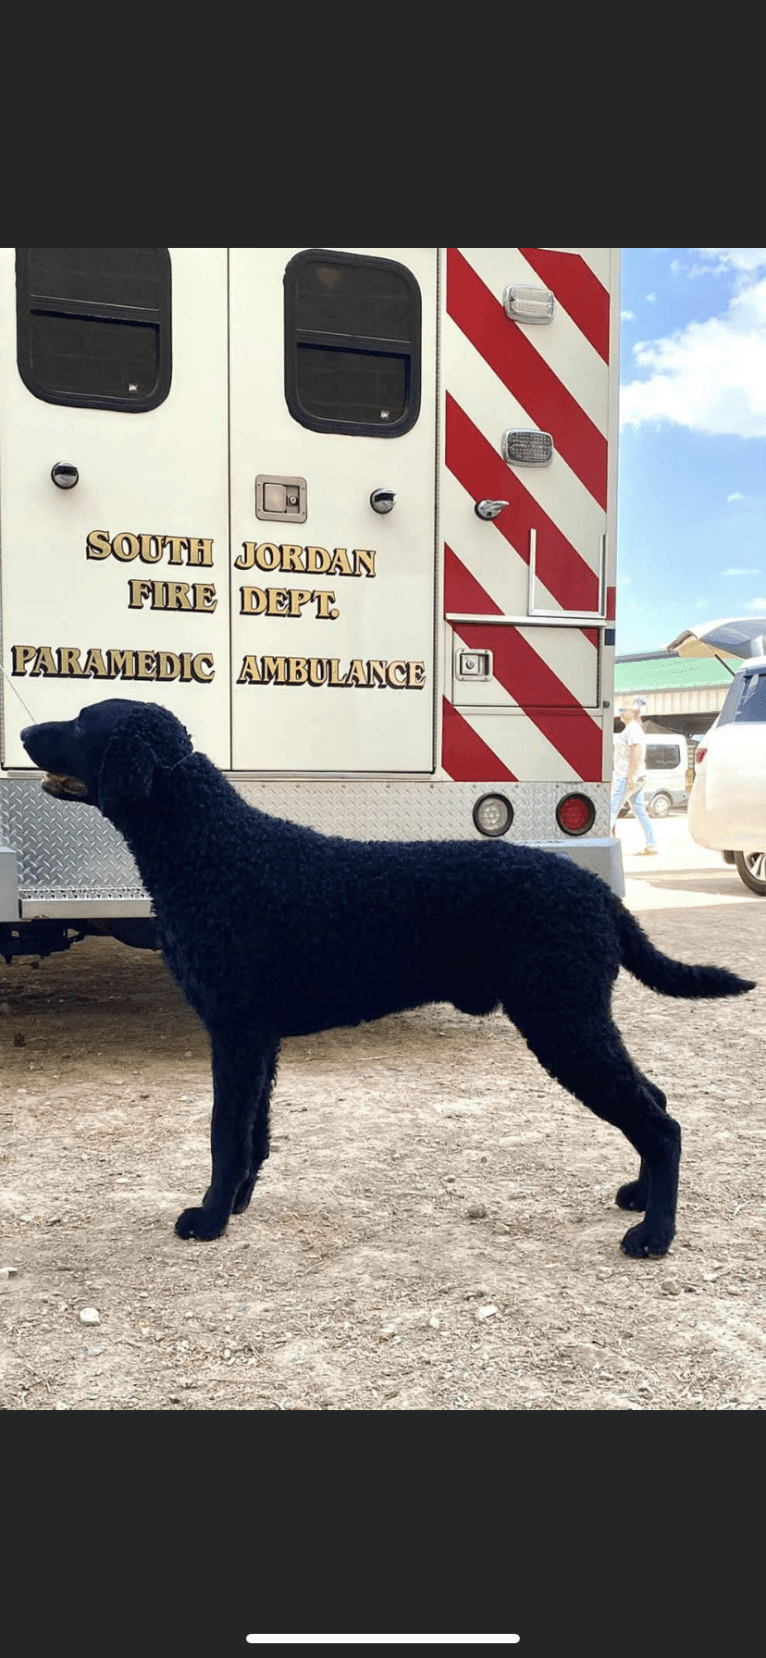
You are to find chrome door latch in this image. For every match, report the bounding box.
[474,499,509,520]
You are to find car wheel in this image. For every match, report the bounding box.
[722,850,735,865]
[648,792,672,819]
[734,850,766,896]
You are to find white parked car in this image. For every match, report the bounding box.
[669,621,766,897]
[690,659,766,895]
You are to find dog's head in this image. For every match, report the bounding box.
[20,699,194,817]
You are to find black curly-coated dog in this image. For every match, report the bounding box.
[21,699,756,1257]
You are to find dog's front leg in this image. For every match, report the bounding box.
[175,1032,278,1242]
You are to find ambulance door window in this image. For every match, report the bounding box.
[284,248,421,437]
[15,248,171,413]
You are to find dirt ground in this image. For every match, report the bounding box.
[1,847,764,1411]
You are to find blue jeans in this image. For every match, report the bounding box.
[610,778,657,848]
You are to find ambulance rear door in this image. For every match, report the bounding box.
[229,248,438,772]
[0,248,230,767]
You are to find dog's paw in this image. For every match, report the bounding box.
[615,1179,648,1212]
[620,1219,673,1259]
[174,1205,228,1242]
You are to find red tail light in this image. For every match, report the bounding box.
[695,747,707,766]
[556,793,595,836]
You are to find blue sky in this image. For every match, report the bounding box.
[616,248,766,656]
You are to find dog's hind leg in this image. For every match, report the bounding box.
[175,1032,279,1242]
[508,1004,681,1258]
[615,1080,667,1213]
[232,1041,280,1215]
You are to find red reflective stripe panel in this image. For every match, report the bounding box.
[441,697,518,783]
[457,625,603,781]
[446,394,599,616]
[444,543,501,617]
[447,248,607,512]
[518,248,610,364]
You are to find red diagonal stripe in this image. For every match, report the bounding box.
[444,543,501,617]
[441,697,517,783]
[448,248,607,511]
[457,624,603,781]
[446,394,599,616]
[519,248,610,364]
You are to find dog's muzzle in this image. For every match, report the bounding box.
[41,772,89,799]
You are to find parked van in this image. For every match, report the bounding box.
[619,732,688,819]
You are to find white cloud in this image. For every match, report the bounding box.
[726,492,745,502]
[621,309,635,321]
[747,596,766,613]
[645,292,656,302]
[723,566,759,576]
[621,252,766,435]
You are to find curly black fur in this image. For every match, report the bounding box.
[21,699,756,1256]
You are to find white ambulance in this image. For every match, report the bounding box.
[0,247,622,961]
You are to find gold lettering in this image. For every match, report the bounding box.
[56,647,86,677]
[354,549,376,577]
[368,660,387,687]
[344,659,367,687]
[327,659,344,686]
[112,532,140,562]
[195,584,217,612]
[386,661,408,688]
[109,650,136,678]
[165,581,194,611]
[156,652,181,680]
[162,536,187,566]
[313,590,339,620]
[288,588,313,618]
[305,546,331,574]
[82,649,108,677]
[128,580,154,609]
[280,545,305,572]
[241,587,267,615]
[407,661,426,688]
[308,658,327,686]
[187,538,214,567]
[11,645,36,674]
[238,655,262,683]
[327,548,354,578]
[136,650,157,679]
[191,653,214,683]
[30,647,57,676]
[254,543,280,572]
[235,543,257,571]
[266,588,290,616]
[261,656,287,684]
[286,657,309,684]
[138,534,163,564]
[86,529,112,560]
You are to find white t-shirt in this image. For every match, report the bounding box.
[614,718,646,785]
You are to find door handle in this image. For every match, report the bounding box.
[51,462,79,490]
[370,489,396,514]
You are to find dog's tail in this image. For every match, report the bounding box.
[613,896,756,999]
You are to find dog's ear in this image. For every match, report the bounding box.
[98,727,157,815]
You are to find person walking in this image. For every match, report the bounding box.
[610,697,658,855]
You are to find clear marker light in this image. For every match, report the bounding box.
[245,1639,520,1647]
[501,429,554,467]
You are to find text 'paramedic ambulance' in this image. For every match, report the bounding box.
[0,248,622,961]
